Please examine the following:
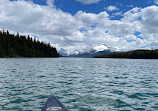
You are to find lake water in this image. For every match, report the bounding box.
[0,58,158,111]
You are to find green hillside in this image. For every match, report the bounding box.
[95,49,158,59]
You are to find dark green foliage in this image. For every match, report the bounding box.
[0,30,59,57]
[95,49,158,59]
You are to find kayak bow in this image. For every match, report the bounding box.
[41,95,68,111]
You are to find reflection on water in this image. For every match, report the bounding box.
[0,58,158,111]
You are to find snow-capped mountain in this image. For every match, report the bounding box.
[58,48,69,56]
[58,44,120,57]
[93,44,120,52]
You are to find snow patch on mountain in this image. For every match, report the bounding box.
[93,44,109,52]
[58,48,69,56]
[93,44,120,52]
[58,44,120,56]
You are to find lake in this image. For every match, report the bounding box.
[0,58,158,111]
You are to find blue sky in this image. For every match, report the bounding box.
[1,0,158,52]
[33,0,155,18]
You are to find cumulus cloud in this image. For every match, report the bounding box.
[154,0,158,5]
[0,0,81,36]
[75,11,109,26]
[123,6,158,34]
[106,6,119,11]
[75,0,101,4]
[46,0,55,8]
[112,12,122,16]
[1,0,158,52]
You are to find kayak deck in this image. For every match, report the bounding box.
[41,95,68,111]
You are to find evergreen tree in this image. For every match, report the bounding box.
[95,49,158,59]
[0,29,60,57]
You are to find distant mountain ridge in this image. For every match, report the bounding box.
[95,49,158,59]
[59,44,120,57]
[58,48,69,56]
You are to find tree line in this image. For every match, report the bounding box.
[0,30,59,57]
[95,49,158,59]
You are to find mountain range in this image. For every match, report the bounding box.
[58,44,120,58]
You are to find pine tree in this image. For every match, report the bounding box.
[0,29,59,57]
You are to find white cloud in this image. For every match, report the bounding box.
[123,6,158,34]
[127,5,134,8]
[112,12,122,16]
[154,0,158,5]
[1,0,158,52]
[0,0,81,36]
[106,6,119,11]
[46,0,55,8]
[75,0,101,4]
[75,11,109,26]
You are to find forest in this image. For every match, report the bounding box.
[0,30,59,57]
[95,49,158,59]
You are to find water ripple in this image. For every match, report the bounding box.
[0,58,158,111]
